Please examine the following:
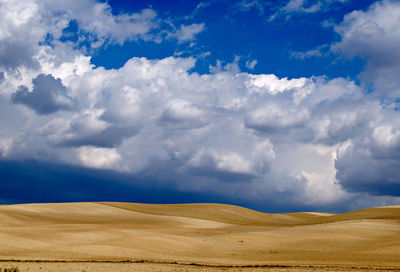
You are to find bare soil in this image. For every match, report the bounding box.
[1,202,400,271]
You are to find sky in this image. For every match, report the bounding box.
[0,0,400,212]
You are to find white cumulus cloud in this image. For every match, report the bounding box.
[333,0,400,99]
[1,0,400,211]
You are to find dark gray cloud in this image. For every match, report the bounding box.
[0,71,4,83]
[310,99,374,146]
[187,167,255,183]
[0,159,346,213]
[335,125,400,196]
[0,159,224,207]
[159,99,209,129]
[11,74,74,115]
[59,125,140,148]
[0,41,39,71]
[335,148,400,196]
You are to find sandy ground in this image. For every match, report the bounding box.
[1,202,400,271]
[1,261,399,272]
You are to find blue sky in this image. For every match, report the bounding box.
[0,0,400,212]
[91,0,372,78]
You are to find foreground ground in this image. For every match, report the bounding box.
[0,202,400,271]
[1,261,399,272]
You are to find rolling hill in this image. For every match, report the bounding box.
[0,202,399,268]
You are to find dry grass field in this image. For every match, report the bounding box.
[1,202,400,271]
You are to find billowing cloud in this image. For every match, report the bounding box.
[335,124,400,196]
[1,0,400,211]
[0,0,44,70]
[0,0,159,71]
[11,74,74,114]
[160,99,209,129]
[40,0,158,46]
[333,0,400,98]
[2,51,399,210]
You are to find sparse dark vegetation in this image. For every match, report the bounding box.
[1,267,20,272]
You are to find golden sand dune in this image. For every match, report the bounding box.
[0,202,399,270]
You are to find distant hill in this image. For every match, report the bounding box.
[0,202,399,268]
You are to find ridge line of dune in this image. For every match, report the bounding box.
[95,202,276,226]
